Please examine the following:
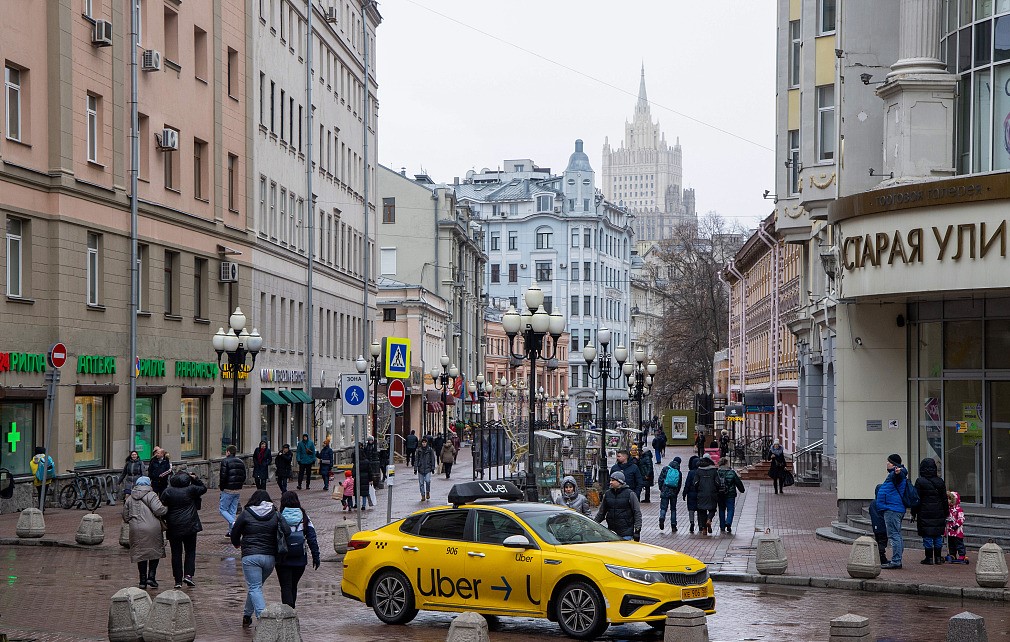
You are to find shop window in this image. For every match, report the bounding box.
[944,319,983,369]
[1,402,37,476]
[74,395,107,468]
[134,397,158,461]
[222,398,242,453]
[984,318,1010,368]
[180,396,205,458]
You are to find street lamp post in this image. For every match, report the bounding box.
[355,340,382,439]
[431,355,458,443]
[468,374,488,480]
[582,328,628,488]
[213,307,263,452]
[502,285,565,501]
[625,347,659,446]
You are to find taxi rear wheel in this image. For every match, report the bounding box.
[554,580,607,639]
[369,569,417,625]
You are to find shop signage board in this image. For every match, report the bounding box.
[388,379,406,409]
[383,337,410,379]
[77,355,116,374]
[135,358,166,377]
[174,361,218,379]
[0,352,47,373]
[341,373,368,415]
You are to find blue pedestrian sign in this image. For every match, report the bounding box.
[384,337,411,379]
[341,373,368,415]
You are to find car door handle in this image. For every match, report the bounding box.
[402,546,419,552]
[467,551,486,558]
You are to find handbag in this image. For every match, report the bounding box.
[276,518,289,558]
[119,522,131,548]
[782,470,795,487]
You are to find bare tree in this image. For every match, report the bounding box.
[649,212,745,410]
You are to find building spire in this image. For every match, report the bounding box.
[637,63,649,113]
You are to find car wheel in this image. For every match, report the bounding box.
[369,569,417,625]
[554,580,607,639]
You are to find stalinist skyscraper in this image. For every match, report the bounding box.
[602,66,696,243]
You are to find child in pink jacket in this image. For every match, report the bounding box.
[333,470,354,511]
[945,490,968,564]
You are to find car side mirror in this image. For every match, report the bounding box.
[0,469,13,499]
[502,534,531,549]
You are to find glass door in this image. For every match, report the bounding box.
[943,379,984,505]
[989,381,1010,506]
[134,397,157,461]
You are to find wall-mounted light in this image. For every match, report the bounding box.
[784,159,803,172]
[860,73,887,86]
[868,168,895,179]
[763,190,778,201]
[896,314,906,328]
[854,337,863,346]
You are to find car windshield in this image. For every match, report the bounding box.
[522,509,622,545]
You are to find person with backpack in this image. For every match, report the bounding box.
[230,490,279,628]
[657,456,682,532]
[876,453,910,569]
[911,457,948,565]
[275,491,320,608]
[651,429,667,465]
[160,472,207,589]
[118,450,145,499]
[29,447,55,506]
[768,441,788,494]
[716,458,746,534]
[682,455,700,533]
[693,453,724,535]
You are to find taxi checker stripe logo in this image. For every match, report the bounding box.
[375,542,387,549]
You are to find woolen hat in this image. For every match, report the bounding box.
[611,471,626,483]
[887,453,902,466]
[344,470,353,477]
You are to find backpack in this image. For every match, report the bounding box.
[34,456,55,482]
[285,525,306,561]
[899,477,920,509]
[663,467,681,489]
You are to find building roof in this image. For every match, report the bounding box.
[565,139,593,173]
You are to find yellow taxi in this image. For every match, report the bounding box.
[340,481,714,639]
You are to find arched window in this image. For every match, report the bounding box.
[535,226,553,250]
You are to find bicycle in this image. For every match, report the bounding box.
[58,470,102,511]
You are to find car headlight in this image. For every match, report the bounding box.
[605,564,666,585]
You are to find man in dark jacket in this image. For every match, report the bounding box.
[148,448,172,495]
[716,458,746,533]
[415,437,437,501]
[634,445,655,503]
[296,434,316,490]
[911,457,948,565]
[682,455,700,533]
[275,444,293,493]
[230,490,279,627]
[594,471,642,540]
[652,430,667,465]
[219,445,247,536]
[161,472,207,588]
[693,454,723,535]
[610,449,644,498]
[405,430,419,470]
[657,456,682,532]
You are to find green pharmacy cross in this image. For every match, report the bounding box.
[7,422,20,453]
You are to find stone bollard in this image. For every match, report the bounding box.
[755,530,788,575]
[143,590,196,642]
[333,523,351,556]
[446,611,490,642]
[829,613,870,641]
[663,605,709,642]
[846,536,881,579]
[975,542,1008,588]
[76,513,105,545]
[946,611,987,642]
[15,508,45,538]
[253,603,301,642]
[120,521,131,547]
[108,587,153,642]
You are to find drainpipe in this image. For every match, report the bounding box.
[128,0,140,454]
[305,0,315,446]
[726,260,747,438]
[756,225,781,449]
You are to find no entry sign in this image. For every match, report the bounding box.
[388,379,406,409]
[48,343,68,369]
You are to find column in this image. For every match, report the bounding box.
[889,0,945,76]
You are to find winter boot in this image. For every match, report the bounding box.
[659,517,665,531]
[920,549,934,565]
[933,548,944,565]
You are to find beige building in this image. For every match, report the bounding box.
[1,1,251,486]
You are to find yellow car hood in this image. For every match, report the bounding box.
[551,541,703,570]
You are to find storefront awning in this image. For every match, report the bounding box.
[288,389,313,403]
[261,390,288,405]
[426,401,444,413]
[278,390,302,404]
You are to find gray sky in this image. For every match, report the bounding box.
[375,0,776,226]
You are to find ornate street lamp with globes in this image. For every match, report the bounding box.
[355,340,382,439]
[213,307,263,452]
[431,355,458,443]
[582,327,628,488]
[468,373,489,480]
[625,346,659,445]
[502,285,565,501]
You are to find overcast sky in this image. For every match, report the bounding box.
[375,0,776,226]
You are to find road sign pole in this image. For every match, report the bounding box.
[40,369,60,513]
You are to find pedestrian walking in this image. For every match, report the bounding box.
[275,491,320,608]
[719,430,731,460]
[219,445,247,536]
[431,433,445,473]
[148,448,172,495]
[657,456,682,532]
[693,454,724,535]
[440,439,457,479]
[682,455,700,533]
[122,476,167,590]
[555,475,592,517]
[405,430,418,470]
[610,449,644,498]
[694,430,706,458]
[295,434,316,490]
[416,437,437,501]
[160,472,207,588]
[275,444,293,493]
[651,429,667,465]
[876,453,910,569]
[911,457,948,565]
[230,490,279,628]
[634,445,654,503]
[29,447,55,506]
[716,458,745,533]
[252,441,272,490]
[944,491,968,564]
[118,450,145,499]
[317,438,334,492]
[594,471,642,541]
[768,441,788,494]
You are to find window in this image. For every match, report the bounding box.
[508,230,518,250]
[543,295,553,314]
[490,232,500,251]
[269,80,276,133]
[475,510,526,545]
[193,139,207,200]
[163,126,179,190]
[417,510,469,540]
[279,89,286,141]
[535,227,552,249]
[536,261,552,282]
[379,247,396,275]
[194,257,207,320]
[383,308,396,322]
[227,48,238,97]
[508,263,518,283]
[572,263,580,281]
[788,130,800,194]
[816,85,835,161]
[227,153,238,211]
[163,6,179,62]
[583,296,591,316]
[382,197,395,223]
[5,65,22,142]
[74,395,107,468]
[259,73,266,126]
[788,20,801,87]
[584,230,591,248]
[583,261,591,282]
[571,228,579,247]
[6,217,23,297]
[537,195,552,212]
[180,396,204,458]
[164,250,179,316]
[138,113,150,178]
[137,244,148,311]
[491,264,500,283]
[194,27,208,80]
[584,198,590,211]
[86,232,100,306]
[509,296,518,308]
[817,0,836,35]
[571,294,579,315]
[1,402,37,476]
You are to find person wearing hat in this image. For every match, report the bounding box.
[876,453,910,569]
[609,449,644,498]
[594,470,642,540]
[692,454,723,535]
[633,444,655,503]
[123,475,167,589]
[415,436,437,501]
[657,456,682,532]
[716,458,745,533]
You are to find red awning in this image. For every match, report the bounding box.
[426,401,444,413]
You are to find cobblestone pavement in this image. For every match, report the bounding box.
[0,445,1006,640]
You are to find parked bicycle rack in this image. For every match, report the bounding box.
[95,474,120,505]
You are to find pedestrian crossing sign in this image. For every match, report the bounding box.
[384,337,411,379]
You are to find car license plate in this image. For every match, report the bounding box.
[682,586,707,600]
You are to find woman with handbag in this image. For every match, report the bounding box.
[123,475,167,589]
[275,491,320,608]
[317,439,334,492]
[230,489,279,628]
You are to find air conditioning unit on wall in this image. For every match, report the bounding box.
[325,7,338,22]
[220,261,239,283]
[92,20,113,47]
[157,128,179,151]
[142,49,162,71]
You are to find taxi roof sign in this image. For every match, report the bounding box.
[383,337,410,379]
[448,480,524,507]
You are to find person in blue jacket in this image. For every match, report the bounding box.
[876,453,909,569]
